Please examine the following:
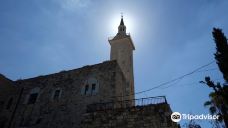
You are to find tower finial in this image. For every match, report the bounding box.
[117,12,126,35]
[120,12,124,26]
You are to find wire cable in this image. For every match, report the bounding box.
[133,60,215,95]
[111,60,216,98]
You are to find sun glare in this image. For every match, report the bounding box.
[108,13,135,36]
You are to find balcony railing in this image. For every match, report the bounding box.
[86,96,167,113]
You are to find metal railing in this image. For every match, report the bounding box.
[86,96,167,113]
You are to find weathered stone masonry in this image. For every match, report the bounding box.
[4,60,129,128]
[81,103,178,128]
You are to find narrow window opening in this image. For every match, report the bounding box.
[53,90,61,100]
[28,93,38,104]
[91,84,96,94]
[84,84,89,95]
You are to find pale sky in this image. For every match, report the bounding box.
[1,0,228,127]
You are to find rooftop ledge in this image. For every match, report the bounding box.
[86,96,167,113]
[108,33,131,41]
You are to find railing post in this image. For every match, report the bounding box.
[164,96,167,104]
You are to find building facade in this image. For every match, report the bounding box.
[0,17,179,128]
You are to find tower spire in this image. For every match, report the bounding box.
[120,13,124,25]
[118,13,126,35]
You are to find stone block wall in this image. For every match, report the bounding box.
[6,60,129,128]
[81,103,179,128]
[0,74,21,128]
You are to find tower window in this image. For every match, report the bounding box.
[53,89,61,100]
[28,93,38,104]
[84,84,89,95]
[6,97,13,109]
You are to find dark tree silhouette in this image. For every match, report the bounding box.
[201,28,228,128]
[201,77,227,128]
[213,28,228,82]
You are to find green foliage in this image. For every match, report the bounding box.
[201,28,228,128]
[204,101,211,107]
[202,76,228,126]
[209,106,217,114]
[212,28,228,82]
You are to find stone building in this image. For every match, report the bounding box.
[0,17,179,128]
[0,74,21,128]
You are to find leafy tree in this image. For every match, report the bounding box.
[201,28,228,127]
[202,77,228,127]
[213,28,228,82]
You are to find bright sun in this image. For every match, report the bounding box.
[108,13,135,36]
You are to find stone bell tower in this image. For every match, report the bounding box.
[108,15,135,100]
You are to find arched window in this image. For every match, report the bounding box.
[26,87,40,104]
[28,93,38,104]
[81,77,99,95]
[52,88,62,100]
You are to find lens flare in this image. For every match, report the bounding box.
[108,13,135,36]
